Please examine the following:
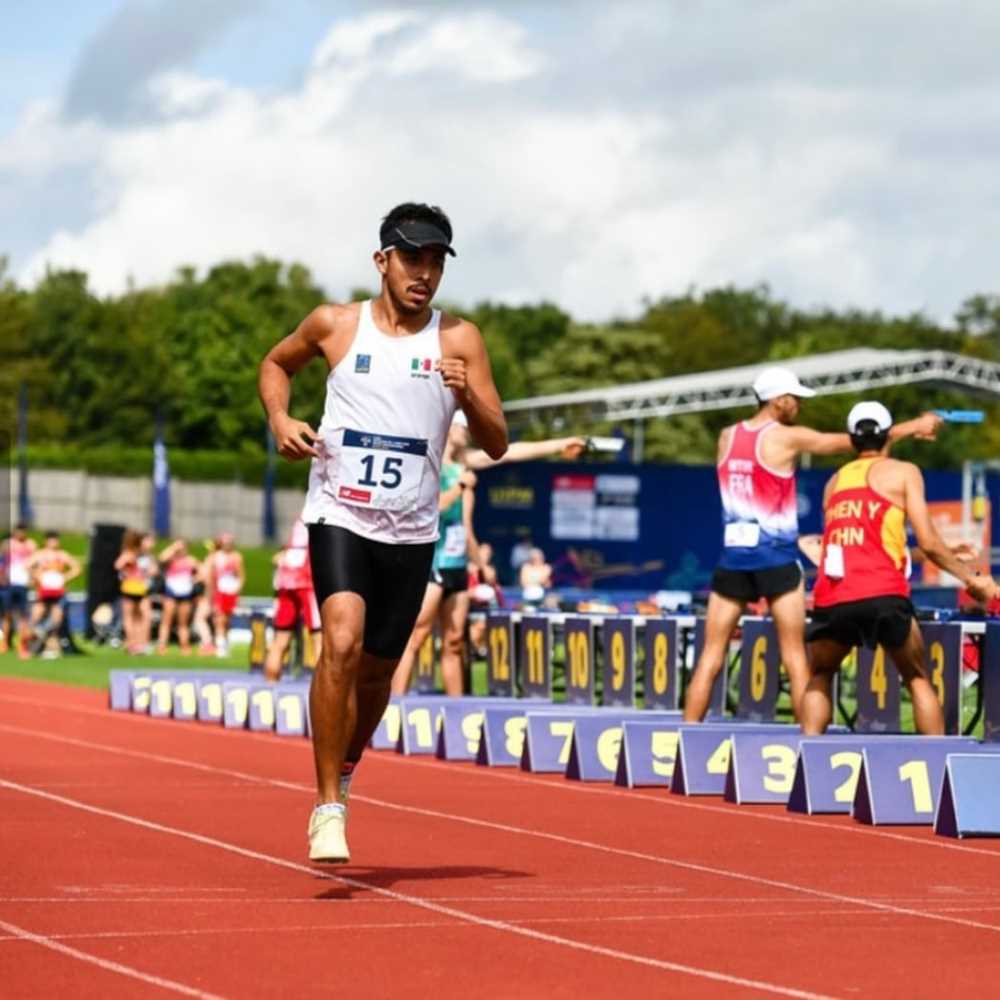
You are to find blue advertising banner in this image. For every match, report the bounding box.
[473,460,999,591]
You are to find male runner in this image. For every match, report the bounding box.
[1,525,36,658]
[683,367,941,722]
[802,402,998,734]
[264,518,322,681]
[27,532,81,658]
[391,414,584,696]
[258,202,507,863]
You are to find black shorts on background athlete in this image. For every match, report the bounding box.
[711,562,802,603]
[807,595,915,650]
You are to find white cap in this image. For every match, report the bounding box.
[847,401,893,433]
[752,366,816,401]
[451,410,468,428]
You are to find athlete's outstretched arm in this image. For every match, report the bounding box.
[889,412,942,442]
[903,463,997,600]
[258,306,335,460]
[438,320,507,459]
[464,436,586,472]
[778,426,853,458]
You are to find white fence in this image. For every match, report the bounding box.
[16,468,305,547]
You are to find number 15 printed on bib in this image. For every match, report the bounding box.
[331,429,428,512]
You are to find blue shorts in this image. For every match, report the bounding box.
[5,586,29,617]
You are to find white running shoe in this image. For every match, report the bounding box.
[308,803,350,863]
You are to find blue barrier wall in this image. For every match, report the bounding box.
[474,462,1000,592]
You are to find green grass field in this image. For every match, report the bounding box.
[0,641,249,689]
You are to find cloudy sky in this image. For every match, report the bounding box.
[5,0,1000,321]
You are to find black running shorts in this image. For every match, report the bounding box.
[308,524,434,660]
[711,562,803,603]
[807,595,915,651]
[430,566,468,599]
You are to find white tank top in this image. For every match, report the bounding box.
[301,300,457,543]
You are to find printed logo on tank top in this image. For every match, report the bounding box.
[354,353,371,374]
[410,357,434,379]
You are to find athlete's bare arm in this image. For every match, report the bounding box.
[438,316,507,460]
[61,551,82,584]
[899,462,997,600]
[762,411,943,471]
[258,304,358,461]
[464,436,586,472]
[462,473,483,568]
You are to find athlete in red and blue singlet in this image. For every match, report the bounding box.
[683,368,944,724]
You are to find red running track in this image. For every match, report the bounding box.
[2,675,999,999]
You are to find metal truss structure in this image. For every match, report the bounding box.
[503,349,1000,424]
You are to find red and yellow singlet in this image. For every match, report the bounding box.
[813,458,910,607]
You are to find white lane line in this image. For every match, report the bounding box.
[5,901,1000,949]
[3,723,1000,938]
[0,778,834,1000]
[0,917,224,999]
[2,895,993,908]
[4,694,1000,861]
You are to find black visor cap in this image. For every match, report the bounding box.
[381,221,456,257]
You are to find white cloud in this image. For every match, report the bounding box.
[6,4,1000,324]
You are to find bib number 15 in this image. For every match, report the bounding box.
[358,454,403,489]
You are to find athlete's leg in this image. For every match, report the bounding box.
[345,652,400,766]
[888,619,944,735]
[175,600,192,653]
[800,638,850,735]
[310,593,366,804]
[157,597,176,653]
[44,601,65,656]
[683,591,743,721]
[138,597,152,651]
[193,597,213,652]
[390,582,444,695]
[439,589,471,696]
[264,630,293,682]
[769,582,809,719]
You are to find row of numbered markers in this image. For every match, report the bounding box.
[111,671,1000,839]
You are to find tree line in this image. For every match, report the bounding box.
[2,254,998,478]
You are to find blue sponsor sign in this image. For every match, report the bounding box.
[642,618,678,711]
[736,618,780,722]
[602,617,636,708]
[935,753,1000,838]
[921,622,963,734]
[670,723,796,796]
[109,670,133,711]
[566,711,679,782]
[222,682,251,729]
[486,613,516,697]
[564,617,596,705]
[434,698,524,760]
[342,428,428,455]
[197,679,225,723]
[247,685,276,732]
[478,705,531,766]
[399,696,454,755]
[852,737,981,825]
[370,697,402,750]
[615,719,684,788]
[172,679,198,721]
[520,616,552,699]
[855,645,900,733]
[274,688,307,736]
